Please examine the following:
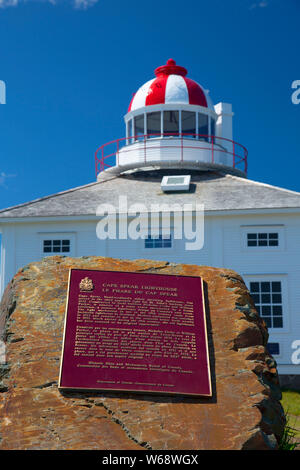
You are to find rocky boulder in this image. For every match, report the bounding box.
[0,256,285,450]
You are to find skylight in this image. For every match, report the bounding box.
[161,175,191,192]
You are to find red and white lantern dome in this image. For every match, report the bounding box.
[127,59,214,112]
[124,58,217,140]
[95,59,248,178]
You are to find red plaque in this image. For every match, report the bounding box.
[59,269,212,397]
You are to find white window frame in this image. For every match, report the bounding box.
[38,232,76,258]
[243,274,289,333]
[161,175,191,192]
[140,226,175,255]
[125,104,217,144]
[240,225,285,252]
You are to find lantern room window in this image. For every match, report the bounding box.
[147,112,161,137]
[182,111,196,138]
[211,118,216,139]
[134,115,144,140]
[127,119,133,142]
[126,109,216,144]
[163,110,179,136]
[198,114,209,141]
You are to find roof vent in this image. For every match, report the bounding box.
[161,175,191,192]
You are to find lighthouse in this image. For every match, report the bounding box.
[95,59,247,178]
[0,58,300,387]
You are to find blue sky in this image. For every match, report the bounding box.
[0,0,299,210]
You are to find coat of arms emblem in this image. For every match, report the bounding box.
[79,277,94,292]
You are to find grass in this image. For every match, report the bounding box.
[279,416,300,450]
[279,389,300,450]
[281,389,300,416]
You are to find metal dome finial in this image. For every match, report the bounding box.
[155,58,188,77]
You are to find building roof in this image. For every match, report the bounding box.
[1,169,300,219]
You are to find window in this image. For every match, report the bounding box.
[241,226,284,251]
[161,175,191,192]
[267,342,280,356]
[127,119,133,143]
[249,281,283,328]
[134,115,144,139]
[210,118,215,137]
[43,239,70,253]
[163,111,179,136]
[198,114,208,141]
[247,232,279,247]
[182,111,196,138]
[146,112,161,137]
[145,234,172,249]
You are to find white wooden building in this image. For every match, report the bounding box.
[0,59,299,385]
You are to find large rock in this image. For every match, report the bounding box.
[0,256,285,450]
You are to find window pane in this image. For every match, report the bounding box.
[272,282,281,292]
[181,111,196,138]
[198,114,208,141]
[211,118,216,136]
[127,119,133,143]
[163,111,179,136]
[272,294,282,303]
[261,282,270,292]
[264,317,272,328]
[167,176,185,184]
[250,282,260,292]
[134,115,144,138]
[261,306,271,315]
[267,342,280,355]
[146,112,161,137]
[273,306,282,316]
[247,233,257,240]
[273,317,283,328]
[251,294,260,304]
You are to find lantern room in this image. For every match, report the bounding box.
[95,59,247,178]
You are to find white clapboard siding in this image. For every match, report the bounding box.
[0,212,299,374]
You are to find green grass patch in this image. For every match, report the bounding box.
[281,389,300,417]
[280,389,300,449]
[279,424,299,450]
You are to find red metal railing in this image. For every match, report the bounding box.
[95,133,248,177]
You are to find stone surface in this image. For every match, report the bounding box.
[0,256,285,450]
